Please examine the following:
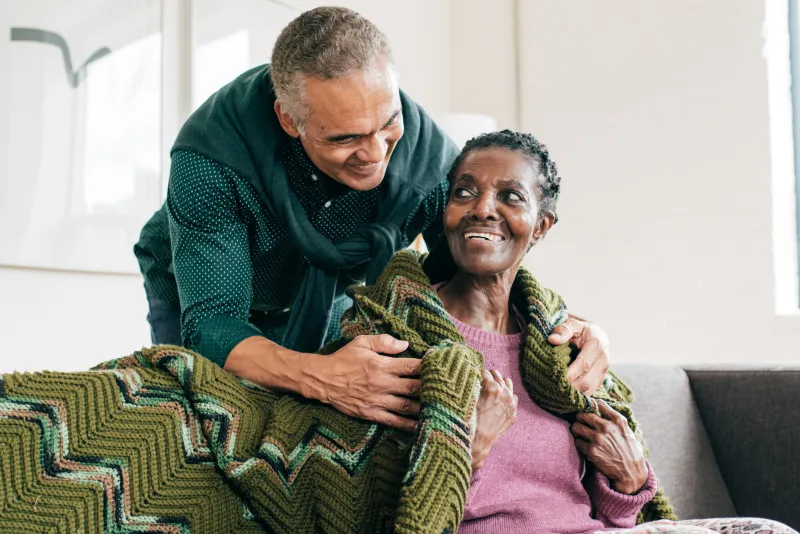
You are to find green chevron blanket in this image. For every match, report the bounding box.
[0,250,674,533]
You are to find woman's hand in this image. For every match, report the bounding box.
[471,369,518,470]
[570,399,648,494]
[548,316,610,395]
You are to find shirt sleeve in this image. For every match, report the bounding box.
[166,150,263,366]
[587,460,658,528]
[401,178,449,248]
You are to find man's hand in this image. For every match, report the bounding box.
[471,369,518,470]
[570,399,648,495]
[303,334,422,433]
[548,316,610,395]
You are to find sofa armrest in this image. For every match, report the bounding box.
[685,366,800,529]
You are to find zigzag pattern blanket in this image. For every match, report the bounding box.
[0,250,675,533]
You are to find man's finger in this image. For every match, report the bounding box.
[390,378,422,397]
[504,377,513,393]
[566,337,600,382]
[548,321,576,346]
[386,357,422,377]
[373,410,417,433]
[356,334,409,355]
[381,395,421,417]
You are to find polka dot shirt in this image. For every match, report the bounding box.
[135,138,449,365]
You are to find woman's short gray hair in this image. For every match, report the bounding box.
[271,7,394,132]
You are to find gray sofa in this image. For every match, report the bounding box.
[614,365,800,529]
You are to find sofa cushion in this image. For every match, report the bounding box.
[613,365,737,519]
[685,367,800,530]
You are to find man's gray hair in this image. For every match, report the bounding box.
[271,7,394,132]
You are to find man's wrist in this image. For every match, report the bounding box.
[295,352,329,402]
[225,336,317,398]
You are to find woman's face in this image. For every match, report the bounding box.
[444,147,553,277]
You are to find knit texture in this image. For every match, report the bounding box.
[0,250,675,533]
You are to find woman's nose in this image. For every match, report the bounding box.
[469,193,499,220]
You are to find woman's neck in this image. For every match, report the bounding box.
[437,270,519,335]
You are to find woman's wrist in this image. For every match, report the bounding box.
[610,460,649,495]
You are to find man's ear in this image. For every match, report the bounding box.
[531,212,556,247]
[274,101,301,138]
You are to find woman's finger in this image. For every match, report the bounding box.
[594,398,616,419]
[504,377,513,393]
[570,421,595,441]
[576,411,605,430]
[573,437,590,457]
[489,369,504,384]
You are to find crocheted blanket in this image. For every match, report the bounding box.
[0,250,675,533]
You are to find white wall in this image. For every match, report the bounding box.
[4,0,797,373]
[516,0,800,365]
[0,0,453,373]
[0,268,151,372]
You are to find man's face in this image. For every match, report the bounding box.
[275,55,404,191]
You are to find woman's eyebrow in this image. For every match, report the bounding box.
[498,178,527,189]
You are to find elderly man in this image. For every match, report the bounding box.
[134,7,609,432]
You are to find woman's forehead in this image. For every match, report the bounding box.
[456,148,538,186]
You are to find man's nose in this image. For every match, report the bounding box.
[355,134,388,164]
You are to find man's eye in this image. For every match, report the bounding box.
[334,138,355,146]
[384,114,400,128]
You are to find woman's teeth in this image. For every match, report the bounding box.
[464,232,503,242]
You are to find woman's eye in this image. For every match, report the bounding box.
[504,191,525,202]
[335,138,355,146]
[453,187,473,199]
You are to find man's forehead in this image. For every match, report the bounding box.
[305,80,401,136]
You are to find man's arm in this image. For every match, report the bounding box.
[167,151,423,431]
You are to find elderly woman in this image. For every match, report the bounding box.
[419,130,796,534]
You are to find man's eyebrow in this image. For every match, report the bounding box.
[324,110,401,143]
[326,132,363,142]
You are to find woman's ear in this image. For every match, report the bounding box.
[530,212,556,247]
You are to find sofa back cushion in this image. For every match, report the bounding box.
[686,367,800,529]
[613,365,737,518]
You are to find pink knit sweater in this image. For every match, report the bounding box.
[452,314,657,534]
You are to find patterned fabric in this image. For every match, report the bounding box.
[602,517,798,533]
[134,145,449,366]
[0,250,674,533]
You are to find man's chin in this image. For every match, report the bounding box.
[337,167,386,191]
